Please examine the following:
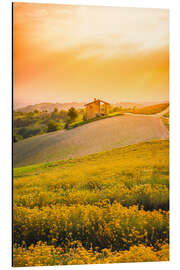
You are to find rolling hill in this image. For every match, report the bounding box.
[15,102,86,112]
[13,139,169,266]
[13,113,169,167]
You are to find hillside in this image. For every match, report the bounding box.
[13,114,169,167]
[13,140,169,266]
[16,102,86,112]
[113,101,168,109]
[14,140,169,207]
[131,103,169,115]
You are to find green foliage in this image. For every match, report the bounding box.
[67,107,78,122]
[58,119,65,130]
[15,125,43,139]
[68,112,123,129]
[47,120,59,132]
[13,103,168,142]
[13,109,81,140]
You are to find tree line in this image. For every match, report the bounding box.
[13,107,82,142]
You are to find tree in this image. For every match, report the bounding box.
[67,107,78,123]
[47,120,59,132]
[59,110,68,121]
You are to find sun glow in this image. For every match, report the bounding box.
[14,3,169,108]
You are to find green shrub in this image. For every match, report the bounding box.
[47,120,59,132]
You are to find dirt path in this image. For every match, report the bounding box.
[13,113,169,167]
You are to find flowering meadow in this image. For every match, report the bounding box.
[13,140,169,266]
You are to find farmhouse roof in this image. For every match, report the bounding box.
[84,99,110,106]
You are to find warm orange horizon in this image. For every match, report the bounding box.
[13,3,169,108]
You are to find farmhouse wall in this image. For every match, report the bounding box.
[86,100,100,120]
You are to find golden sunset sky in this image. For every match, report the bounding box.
[14,3,169,108]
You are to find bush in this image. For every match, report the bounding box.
[15,126,43,139]
[47,120,59,133]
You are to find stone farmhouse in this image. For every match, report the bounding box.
[85,98,110,120]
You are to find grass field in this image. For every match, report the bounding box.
[13,114,169,167]
[131,103,169,115]
[13,140,169,266]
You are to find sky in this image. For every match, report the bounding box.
[14,3,169,108]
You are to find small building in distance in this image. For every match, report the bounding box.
[84,98,110,120]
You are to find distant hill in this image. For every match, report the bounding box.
[113,101,169,109]
[16,102,86,112]
[113,102,143,109]
[15,101,168,113]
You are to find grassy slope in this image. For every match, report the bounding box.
[13,114,169,167]
[132,103,169,115]
[13,140,169,266]
[14,140,169,182]
[14,140,169,210]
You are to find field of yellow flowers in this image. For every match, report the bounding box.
[13,140,169,266]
